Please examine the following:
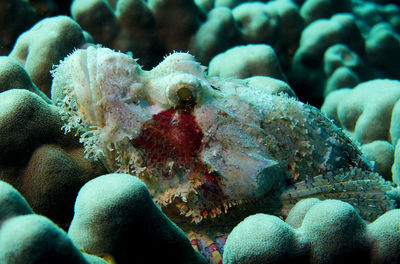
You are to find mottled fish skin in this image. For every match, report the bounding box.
[51,46,395,263]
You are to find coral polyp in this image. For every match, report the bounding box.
[52,46,395,262]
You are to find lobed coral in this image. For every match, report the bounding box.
[223,198,400,264]
[68,173,207,264]
[9,15,92,97]
[69,0,303,68]
[321,79,400,182]
[208,44,287,81]
[0,56,50,101]
[0,0,37,56]
[0,180,108,264]
[0,86,105,225]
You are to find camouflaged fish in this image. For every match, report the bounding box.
[51,46,395,263]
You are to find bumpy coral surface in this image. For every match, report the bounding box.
[9,15,91,97]
[224,198,400,264]
[52,46,395,262]
[68,173,207,264]
[321,79,400,182]
[0,180,107,264]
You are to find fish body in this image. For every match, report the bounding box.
[51,46,394,263]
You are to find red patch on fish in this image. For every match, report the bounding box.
[132,106,228,207]
[132,108,203,169]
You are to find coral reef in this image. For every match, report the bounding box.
[68,173,206,264]
[64,0,400,107]
[208,44,287,81]
[3,0,400,103]
[9,15,91,97]
[1,0,400,263]
[352,0,400,33]
[0,56,50,102]
[289,13,365,105]
[0,0,37,56]
[190,6,244,65]
[0,88,105,225]
[292,0,400,106]
[299,0,352,24]
[365,22,400,79]
[0,173,207,263]
[69,0,302,68]
[4,0,399,106]
[0,180,107,264]
[70,0,206,67]
[223,198,400,264]
[321,79,400,182]
[361,140,394,181]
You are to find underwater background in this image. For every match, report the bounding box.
[1,0,400,263]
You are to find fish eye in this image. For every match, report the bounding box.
[177,86,194,105]
[165,73,202,107]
